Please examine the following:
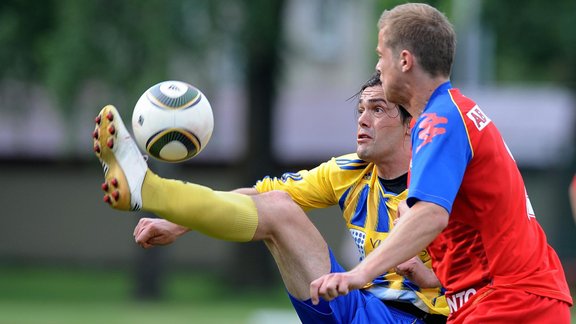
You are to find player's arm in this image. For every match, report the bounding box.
[310,201,448,304]
[393,200,441,288]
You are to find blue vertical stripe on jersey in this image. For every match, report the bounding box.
[375,194,390,232]
[350,185,369,227]
[338,187,351,211]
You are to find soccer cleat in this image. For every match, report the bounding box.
[93,105,147,211]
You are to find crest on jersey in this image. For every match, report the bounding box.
[416,113,447,153]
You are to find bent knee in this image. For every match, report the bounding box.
[253,190,308,235]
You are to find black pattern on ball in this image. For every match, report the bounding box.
[146,129,201,161]
[148,83,201,109]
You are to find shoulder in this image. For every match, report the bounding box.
[331,153,369,170]
[418,88,482,132]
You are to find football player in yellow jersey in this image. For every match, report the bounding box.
[93,72,448,323]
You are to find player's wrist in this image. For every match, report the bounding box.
[173,224,190,236]
[351,263,377,288]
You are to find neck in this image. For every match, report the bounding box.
[405,75,449,119]
[375,145,411,180]
[376,167,408,180]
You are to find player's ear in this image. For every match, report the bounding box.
[400,50,413,72]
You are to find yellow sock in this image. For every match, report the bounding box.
[141,170,258,242]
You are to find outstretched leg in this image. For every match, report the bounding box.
[94,105,332,299]
[93,105,258,241]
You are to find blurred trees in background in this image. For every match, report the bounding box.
[482,0,576,90]
[2,0,576,116]
[0,0,254,119]
[2,0,173,113]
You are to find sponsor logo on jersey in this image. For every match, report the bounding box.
[447,288,477,313]
[466,105,491,131]
[416,113,447,153]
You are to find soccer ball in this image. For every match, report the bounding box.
[131,80,214,162]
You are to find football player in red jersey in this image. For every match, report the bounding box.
[310,3,572,323]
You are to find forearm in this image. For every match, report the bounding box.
[353,202,448,284]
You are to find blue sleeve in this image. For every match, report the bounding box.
[407,108,472,214]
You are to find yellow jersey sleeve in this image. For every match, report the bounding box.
[254,153,366,211]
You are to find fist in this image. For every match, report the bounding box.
[133,218,189,248]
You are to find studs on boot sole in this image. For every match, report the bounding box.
[102,178,119,192]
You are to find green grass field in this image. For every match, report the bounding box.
[0,266,297,324]
[0,266,574,323]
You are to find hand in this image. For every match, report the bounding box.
[393,200,410,228]
[395,256,441,288]
[309,269,369,305]
[396,199,410,221]
[133,218,189,248]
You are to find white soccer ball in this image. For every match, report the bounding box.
[131,80,214,162]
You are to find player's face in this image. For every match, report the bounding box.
[356,85,407,163]
[375,28,405,106]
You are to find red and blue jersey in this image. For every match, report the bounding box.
[408,81,572,314]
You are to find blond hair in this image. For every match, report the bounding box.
[378,3,456,78]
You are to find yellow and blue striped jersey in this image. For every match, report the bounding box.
[255,153,448,315]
